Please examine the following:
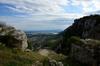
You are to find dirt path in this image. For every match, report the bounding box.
[38,49,49,56]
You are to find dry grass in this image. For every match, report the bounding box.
[0,44,66,66]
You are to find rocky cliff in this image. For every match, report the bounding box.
[62,15,100,40]
[57,15,100,54]
[57,15,100,65]
[0,22,28,51]
[70,37,100,66]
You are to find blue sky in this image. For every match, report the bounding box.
[0,0,100,30]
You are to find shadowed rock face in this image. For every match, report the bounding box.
[0,23,28,51]
[63,15,100,40]
[70,38,100,66]
[58,15,100,65]
[57,15,100,55]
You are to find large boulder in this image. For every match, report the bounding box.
[0,22,28,51]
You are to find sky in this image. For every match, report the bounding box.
[0,0,100,31]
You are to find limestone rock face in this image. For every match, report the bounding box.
[71,38,100,65]
[0,23,28,51]
[62,15,100,40]
[10,30,28,51]
[58,15,100,54]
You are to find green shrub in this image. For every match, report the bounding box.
[68,36,84,46]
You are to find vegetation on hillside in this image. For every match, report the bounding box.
[0,43,66,66]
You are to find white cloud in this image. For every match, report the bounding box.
[92,0,100,11]
[0,16,73,30]
[0,0,69,15]
[0,0,100,15]
[71,0,100,13]
[0,0,100,30]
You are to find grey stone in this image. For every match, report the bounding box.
[0,23,28,51]
[57,62,64,66]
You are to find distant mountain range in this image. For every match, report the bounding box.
[25,30,63,35]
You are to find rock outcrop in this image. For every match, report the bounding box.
[62,15,100,40]
[58,15,100,65]
[57,15,100,54]
[0,22,28,51]
[70,37,100,66]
